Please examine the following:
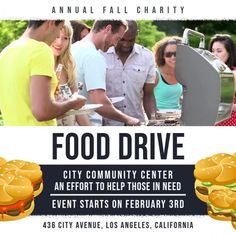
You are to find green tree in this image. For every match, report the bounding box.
[0,20,27,52]
[84,20,93,28]
[136,21,165,50]
[84,20,165,50]
[154,20,236,49]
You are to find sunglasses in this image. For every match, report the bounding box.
[164,51,176,58]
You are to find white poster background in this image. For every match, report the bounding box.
[0,0,235,20]
[1,0,236,235]
[0,126,235,165]
[0,215,235,236]
[0,127,236,235]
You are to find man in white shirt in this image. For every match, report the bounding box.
[101,20,156,126]
[72,20,140,126]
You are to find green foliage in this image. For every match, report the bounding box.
[83,20,94,27]
[84,20,166,50]
[0,20,27,52]
[136,21,165,50]
[0,114,3,126]
[155,20,236,51]
[182,21,236,35]
[1,20,236,53]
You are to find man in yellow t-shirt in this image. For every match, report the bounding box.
[0,20,86,126]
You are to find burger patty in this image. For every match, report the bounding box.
[6,199,32,216]
[196,186,208,195]
[33,179,42,192]
[231,214,236,222]
[34,182,41,191]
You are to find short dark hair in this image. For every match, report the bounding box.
[209,34,236,69]
[28,20,63,29]
[126,20,138,34]
[92,20,127,34]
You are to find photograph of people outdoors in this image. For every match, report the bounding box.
[0,20,235,126]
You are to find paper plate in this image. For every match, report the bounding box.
[65,104,103,116]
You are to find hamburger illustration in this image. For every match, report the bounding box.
[0,160,43,197]
[0,157,6,166]
[0,157,43,221]
[208,189,236,229]
[0,172,35,221]
[194,153,236,202]
[194,152,236,229]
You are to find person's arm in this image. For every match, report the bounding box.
[232,71,236,111]
[89,89,140,125]
[155,73,159,85]
[143,83,156,119]
[143,53,157,118]
[153,71,160,112]
[30,75,86,121]
[75,115,91,126]
[232,104,236,112]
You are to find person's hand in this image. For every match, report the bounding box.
[125,116,140,126]
[70,93,87,110]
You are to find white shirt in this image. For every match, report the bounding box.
[71,41,106,126]
[101,44,155,126]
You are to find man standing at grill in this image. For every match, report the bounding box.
[101,20,156,126]
[71,20,140,126]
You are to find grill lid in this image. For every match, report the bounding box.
[176,28,234,126]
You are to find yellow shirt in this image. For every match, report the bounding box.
[0,38,57,126]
